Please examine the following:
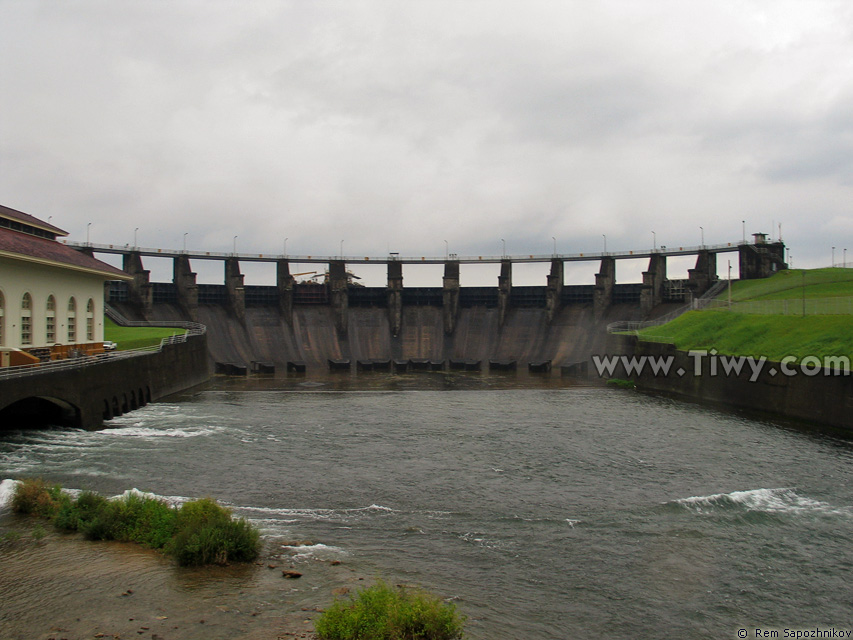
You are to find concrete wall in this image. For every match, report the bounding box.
[601,335,853,432]
[0,333,209,429]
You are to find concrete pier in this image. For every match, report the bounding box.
[387,260,403,337]
[442,260,460,335]
[173,255,198,321]
[277,259,295,321]
[329,260,348,335]
[594,257,615,317]
[640,254,666,313]
[225,257,246,323]
[122,251,153,318]
[498,260,512,327]
[546,259,563,323]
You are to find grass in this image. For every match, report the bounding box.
[11,479,260,566]
[315,580,466,640]
[635,269,853,362]
[719,268,853,303]
[104,317,187,351]
[640,310,853,363]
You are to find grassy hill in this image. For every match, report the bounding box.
[103,318,187,351]
[639,269,853,362]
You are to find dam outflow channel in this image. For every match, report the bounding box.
[2,376,852,639]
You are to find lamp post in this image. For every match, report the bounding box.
[284,237,288,256]
[700,226,704,247]
[652,231,656,251]
[444,240,448,259]
[233,235,238,255]
[742,220,745,243]
[552,236,556,256]
[183,232,188,252]
[602,234,607,254]
[832,246,835,267]
[340,239,344,258]
[134,227,139,249]
[501,238,506,258]
[87,222,92,245]
[845,248,848,269]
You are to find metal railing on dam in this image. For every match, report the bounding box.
[0,308,206,381]
[63,239,745,264]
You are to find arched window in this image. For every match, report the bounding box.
[0,291,5,347]
[46,295,56,343]
[86,298,95,341]
[67,297,77,343]
[21,293,32,345]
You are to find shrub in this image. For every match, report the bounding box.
[55,490,109,532]
[314,580,466,640]
[167,498,260,566]
[606,378,636,389]
[11,478,64,518]
[10,479,261,567]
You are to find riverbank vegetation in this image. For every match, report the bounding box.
[104,317,187,351]
[10,478,260,566]
[315,580,466,640]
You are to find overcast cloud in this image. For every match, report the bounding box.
[2,0,852,285]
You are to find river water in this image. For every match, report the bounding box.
[1,373,852,639]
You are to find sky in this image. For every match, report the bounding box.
[2,1,852,286]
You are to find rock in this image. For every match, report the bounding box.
[330,560,341,566]
[282,570,303,579]
[332,587,350,596]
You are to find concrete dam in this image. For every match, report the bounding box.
[94,236,786,373]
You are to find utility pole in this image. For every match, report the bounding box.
[727,260,732,310]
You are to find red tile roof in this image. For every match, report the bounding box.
[0,226,129,279]
[0,204,68,236]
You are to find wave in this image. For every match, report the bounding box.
[672,488,853,517]
[97,426,221,439]
[0,478,20,510]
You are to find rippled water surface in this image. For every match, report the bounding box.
[2,379,853,639]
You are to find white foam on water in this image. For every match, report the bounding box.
[280,542,347,560]
[109,488,190,507]
[675,488,853,517]
[0,478,21,510]
[97,425,222,440]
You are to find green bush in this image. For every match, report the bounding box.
[11,479,260,567]
[167,498,260,566]
[10,478,64,518]
[55,490,109,532]
[315,580,466,640]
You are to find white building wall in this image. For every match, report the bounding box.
[0,256,107,349]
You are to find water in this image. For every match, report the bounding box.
[2,377,852,639]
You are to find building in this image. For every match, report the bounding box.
[0,204,131,366]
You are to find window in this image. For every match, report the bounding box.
[46,295,56,343]
[67,297,76,343]
[21,293,32,345]
[86,298,95,341]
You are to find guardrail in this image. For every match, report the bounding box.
[63,239,746,264]
[0,308,206,380]
[607,279,728,335]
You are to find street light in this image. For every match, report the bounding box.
[183,232,188,252]
[284,237,288,256]
[134,227,139,248]
[444,240,448,259]
[340,239,344,258]
[700,226,704,247]
[552,236,556,256]
[501,238,506,257]
[602,234,607,254]
[233,235,238,255]
[832,246,835,267]
[742,220,745,243]
[652,231,656,251]
[86,222,92,245]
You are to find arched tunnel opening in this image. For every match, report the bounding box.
[0,397,81,429]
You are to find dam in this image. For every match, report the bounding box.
[79,235,786,373]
